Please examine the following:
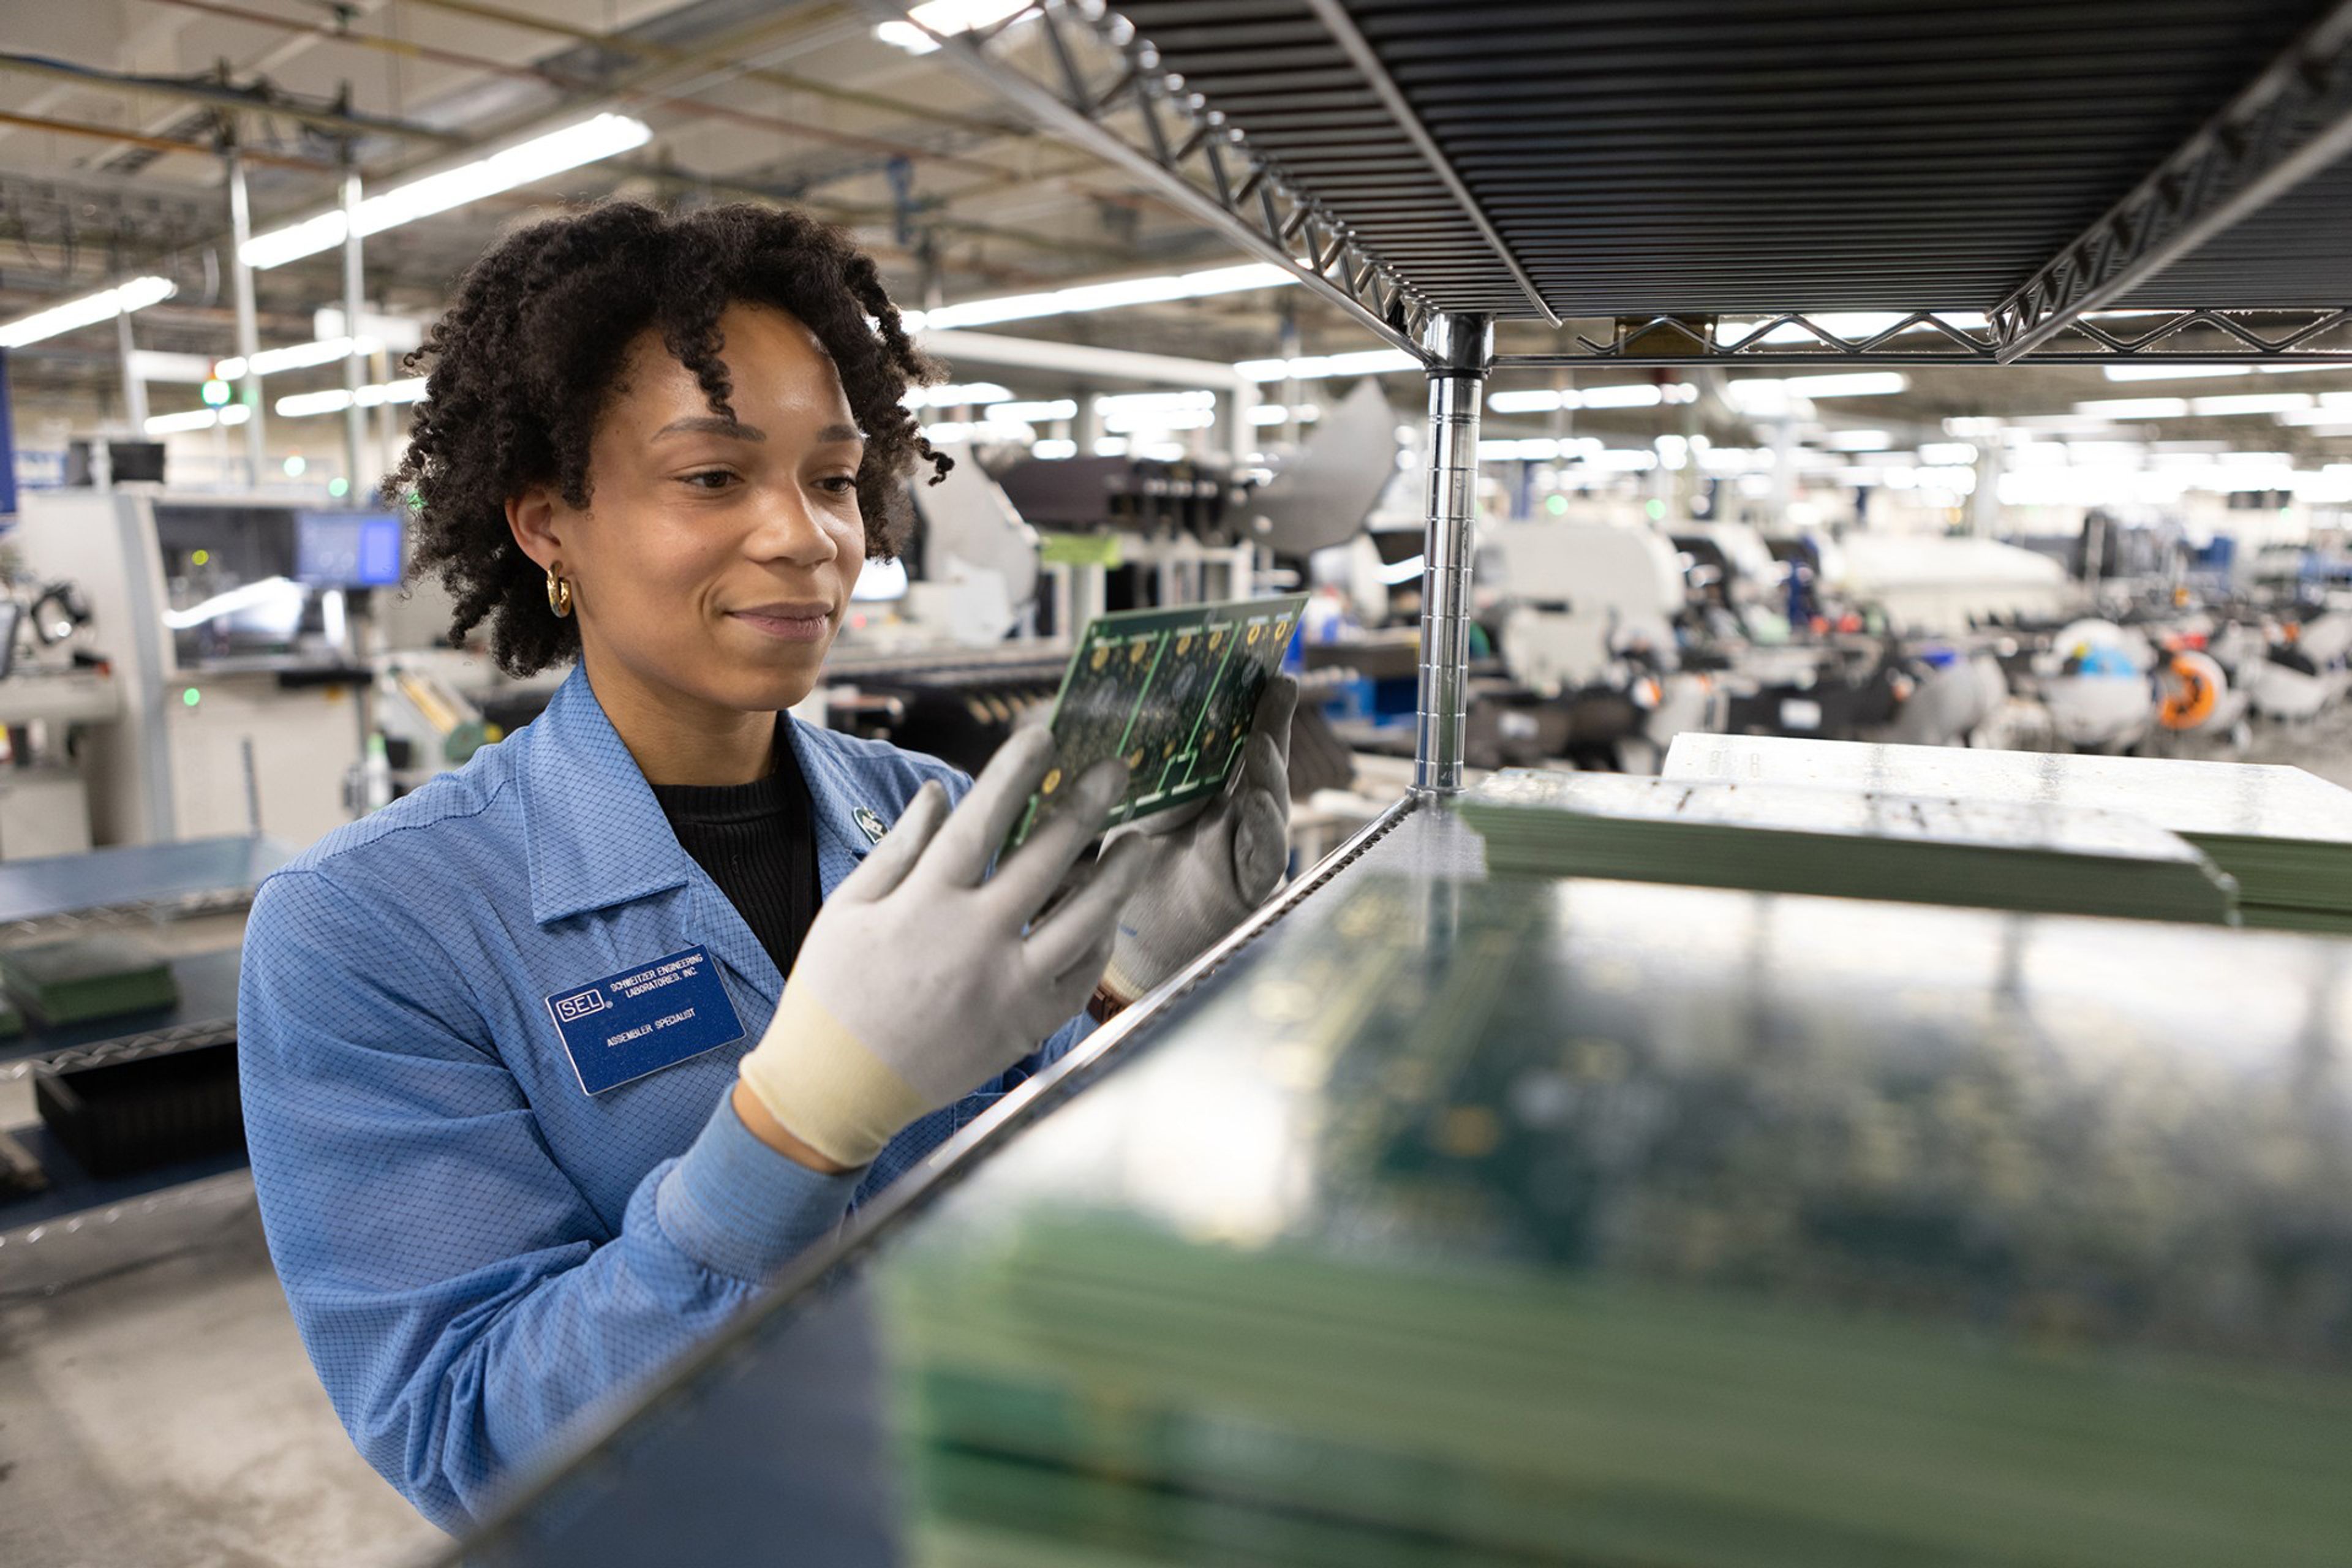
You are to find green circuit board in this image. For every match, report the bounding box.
[1007,594,1306,850]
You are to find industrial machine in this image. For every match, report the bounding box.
[10,491,387,846]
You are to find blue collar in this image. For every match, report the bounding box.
[520,666,875,952]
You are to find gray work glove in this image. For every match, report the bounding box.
[738,728,1148,1168]
[1101,674,1298,1004]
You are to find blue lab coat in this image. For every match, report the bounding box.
[237,663,1090,1531]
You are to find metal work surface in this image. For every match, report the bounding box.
[450,808,2351,1565]
[879,0,2352,363]
[0,947,241,1079]
[0,837,293,934]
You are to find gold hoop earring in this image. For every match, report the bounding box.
[546,567,573,619]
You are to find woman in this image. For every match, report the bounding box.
[236,201,1296,1532]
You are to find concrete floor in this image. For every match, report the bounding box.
[0,1185,445,1568]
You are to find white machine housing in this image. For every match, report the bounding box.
[12,489,367,848]
[1485,519,1686,693]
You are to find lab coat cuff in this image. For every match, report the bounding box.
[657,1091,864,1284]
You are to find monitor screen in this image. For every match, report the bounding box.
[294,510,404,588]
[108,440,167,483]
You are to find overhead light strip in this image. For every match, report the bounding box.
[0,276,176,349]
[275,377,429,418]
[241,114,652,270]
[905,262,1295,333]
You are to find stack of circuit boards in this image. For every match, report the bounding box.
[1460,768,2239,924]
[0,934,178,1025]
[1665,734,2352,932]
[1008,594,1304,849]
[871,869,2352,1567]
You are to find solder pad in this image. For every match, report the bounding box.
[1006,594,1306,850]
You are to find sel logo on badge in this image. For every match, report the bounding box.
[552,987,608,1022]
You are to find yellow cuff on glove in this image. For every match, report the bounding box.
[736,986,930,1170]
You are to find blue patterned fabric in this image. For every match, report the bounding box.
[238,663,1091,1532]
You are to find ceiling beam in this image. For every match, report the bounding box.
[0,50,466,148]
[396,0,1023,141]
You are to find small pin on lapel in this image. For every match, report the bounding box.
[853,805,888,845]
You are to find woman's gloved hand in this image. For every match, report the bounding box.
[1101,674,1298,1005]
[737,728,1147,1169]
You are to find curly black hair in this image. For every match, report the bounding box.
[384,200,948,675]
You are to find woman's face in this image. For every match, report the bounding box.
[516,301,868,714]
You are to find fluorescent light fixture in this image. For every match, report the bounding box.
[1781,371,1908,398]
[901,381,1012,410]
[876,0,1031,54]
[1031,437,1077,459]
[241,114,652,270]
[129,350,216,383]
[1822,429,1893,451]
[920,418,1036,445]
[2073,397,2190,418]
[2102,363,2256,381]
[2189,392,2313,417]
[1582,383,1666,409]
[910,262,1294,333]
[0,275,176,349]
[314,307,427,353]
[1479,437,1558,461]
[216,335,382,382]
[1592,448,1659,472]
[1722,372,1904,415]
[1091,437,1129,457]
[2275,406,2352,426]
[1943,417,2004,436]
[275,376,428,418]
[1234,347,1419,383]
[1248,403,1320,425]
[163,575,302,630]
[989,399,1077,423]
[1479,435,1606,462]
[1917,442,1978,466]
[145,404,253,436]
[1095,388,1218,434]
[1486,382,1693,413]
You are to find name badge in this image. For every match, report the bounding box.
[545,944,745,1096]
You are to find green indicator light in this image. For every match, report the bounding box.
[191,548,209,566]
[283,454,307,478]
[182,687,201,708]
[328,477,350,498]
[1645,497,1667,521]
[200,378,231,407]
[1544,493,1569,516]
